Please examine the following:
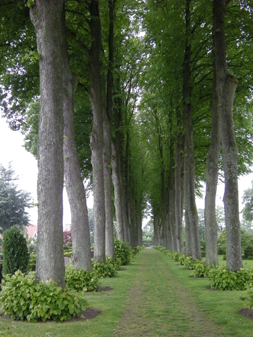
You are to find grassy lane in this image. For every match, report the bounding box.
[113,249,225,337]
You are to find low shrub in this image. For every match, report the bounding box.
[114,239,132,266]
[178,254,186,265]
[132,245,143,257]
[27,254,37,271]
[244,246,253,259]
[0,270,88,322]
[241,285,253,309]
[92,260,118,278]
[193,260,215,278]
[65,266,100,292]
[208,266,253,290]
[63,249,73,258]
[171,252,181,262]
[183,256,199,270]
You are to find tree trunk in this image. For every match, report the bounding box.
[104,0,116,259]
[88,0,106,263]
[205,52,220,266]
[175,131,184,253]
[63,69,92,270]
[112,141,124,240]
[30,0,65,287]
[183,0,201,260]
[213,0,242,271]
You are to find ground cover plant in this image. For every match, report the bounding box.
[65,266,100,292]
[0,271,88,322]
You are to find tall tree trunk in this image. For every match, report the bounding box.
[88,0,106,263]
[104,0,116,259]
[112,141,124,240]
[213,0,242,271]
[183,0,201,260]
[30,0,65,287]
[175,131,184,253]
[205,52,220,266]
[112,85,125,240]
[63,69,92,271]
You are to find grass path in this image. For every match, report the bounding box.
[113,249,225,337]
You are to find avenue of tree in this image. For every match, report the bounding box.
[1,0,253,287]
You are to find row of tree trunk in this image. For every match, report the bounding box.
[153,0,242,272]
[31,0,143,287]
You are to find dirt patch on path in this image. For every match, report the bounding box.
[113,249,225,337]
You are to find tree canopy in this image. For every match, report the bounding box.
[0,163,32,233]
[1,0,253,277]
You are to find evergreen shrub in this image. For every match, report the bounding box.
[2,227,29,275]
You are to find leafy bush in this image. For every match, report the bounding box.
[193,260,214,278]
[171,252,181,262]
[244,246,253,259]
[241,285,253,309]
[92,260,118,278]
[63,248,73,258]
[65,266,100,292]
[183,256,199,270]
[132,245,143,257]
[178,254,186,265]
[0,270,88,322]
[208,266,253,290]
[114,239,132,266]
[27,254,36,271]
[2,227,30,275]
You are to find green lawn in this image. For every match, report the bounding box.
[0,250,253,336]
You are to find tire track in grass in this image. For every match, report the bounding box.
[113,249,225,337]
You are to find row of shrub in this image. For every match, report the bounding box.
[0,234,144,323]
[154,245,253,310]
[153,245,253,291]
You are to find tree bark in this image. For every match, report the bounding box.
[111,141,124,240]
[183,0,201,260]
[175,131,184,253]
[63,70,92,271]
[205,51,220,266]
[30,0,65,287]
[104,0,116,259]
[88,0,106,263]
[213,0,242,271]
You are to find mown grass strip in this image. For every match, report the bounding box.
[157,250,253,337]
[0,255,142,337]
[114,249,226,337]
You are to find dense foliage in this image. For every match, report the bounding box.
[114,239,132,266]
[0,164,32,233]
[65,266,100,292]
[2,226,29,275]
[0,271,88,322]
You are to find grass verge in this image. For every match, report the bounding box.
[159,251,253,337]
[0,256,141,337]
